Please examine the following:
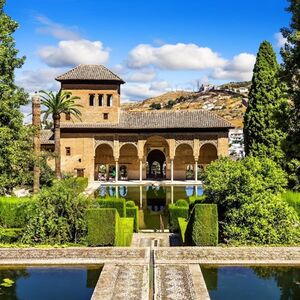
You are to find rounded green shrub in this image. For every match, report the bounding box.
[126,200,136,207]
[175,199,189,207]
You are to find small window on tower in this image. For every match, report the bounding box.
[98,94,103,106]
[103,113,109,120]
[66,147,71,156]
[107,94,112,107]
[89,94,95,106]
[65,113,71,120]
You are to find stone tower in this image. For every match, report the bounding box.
[56,65,125,124]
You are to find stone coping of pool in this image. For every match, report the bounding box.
[0,247,150,265]
[154,246,300,265]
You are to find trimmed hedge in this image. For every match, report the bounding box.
[86,208,117,246]
[282,191,300,217]
[0,197,35,228]
[126,200,136,207]
[98,198,126,217]
[126,206,139,232]
[168,204,189,232]
[116,217,134,246]
[178,218,188,244]
[0,228,23,243]
[185,204,218,246]
[86,208,134,246]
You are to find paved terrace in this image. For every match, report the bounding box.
[0,245,299,300]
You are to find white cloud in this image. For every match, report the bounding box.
[274,32,287,48]
[38,39,110,68]
[36,15,81,40]
[127,43,226,70]
[16,68,63,93]
[211,53,256,81]
[122,81,171,101]
[126,69,157,82]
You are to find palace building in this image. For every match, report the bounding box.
[41,64,234,182]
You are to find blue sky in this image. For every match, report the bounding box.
[7,0,290,104]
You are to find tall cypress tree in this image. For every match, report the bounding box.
[0,0,33,194]
[244,41,288,164]
[280,0,300,190]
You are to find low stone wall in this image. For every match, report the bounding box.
[0,247,149,265]
[155,246,300,265]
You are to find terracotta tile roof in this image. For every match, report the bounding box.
[60,110,234,130]
[41,129,54,144]
[55,65,125,83]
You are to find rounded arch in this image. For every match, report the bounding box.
[94,141,114,151]
[95,144,115,180]
[199,143,218,165]
[119,142,138,152]
[174,143,195,180]
[175,142,193,152]
[147,149,166,179]
[119,143,139,180]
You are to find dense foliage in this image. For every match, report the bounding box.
[22,178,90,244]
[168,199,189,232]
[203,157,300,245]
[280,0,300,190]
[244,41,288,164]
[0,0,33,194]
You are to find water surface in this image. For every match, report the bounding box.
[201,265,300,300]
[0,265,102,300]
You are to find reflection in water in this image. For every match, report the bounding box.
[96,184,203,230]
[0,266,102,300]
[201,265,300,300]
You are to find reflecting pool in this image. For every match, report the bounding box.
[95,185,203,229]
[0,265,102,300]
[201,265,300,300]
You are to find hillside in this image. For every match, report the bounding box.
[122,87,248,128]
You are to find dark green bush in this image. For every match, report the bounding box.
[178,217,188,244]
[126,200,136,207]
[0,197,35,228]
[203,157,300,245]
[98,198,126,217]
[185,204,218,246]
[168,204,189,232]
[175,199,189,207]
[282,191,300,217]
[0,228,23,243]
[116,217,134,246]
[86,208,116,246]
[22,178,90,244]
[126,206,139,232]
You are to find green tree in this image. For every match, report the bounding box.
[0,0,33,194]
[203,157,300,245]
[244,41,288,164]
[22,178,90,244]
[149,102,161,110]
[280,0,300,190]
[39,90,82,178]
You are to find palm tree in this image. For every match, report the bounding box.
[39,90,82,178]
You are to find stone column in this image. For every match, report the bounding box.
[170,159,174,182]
[32,95,41,194]
[139,160,143,182]
[194,160,198,182]
[115,160,119,182]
